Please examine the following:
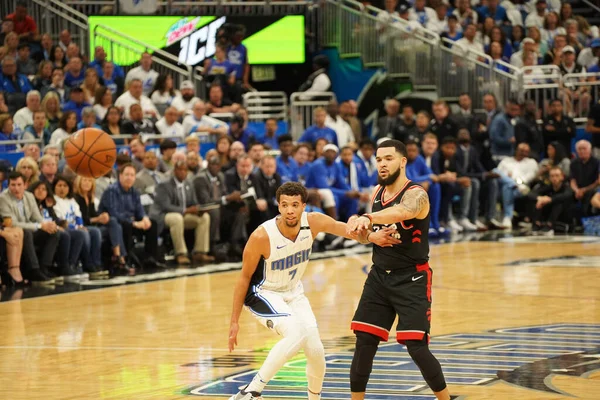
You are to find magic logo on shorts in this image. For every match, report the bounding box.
[182,323,600,399]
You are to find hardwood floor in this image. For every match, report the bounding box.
[1,236,599,399]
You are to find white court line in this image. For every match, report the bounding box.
[0,345,251,352]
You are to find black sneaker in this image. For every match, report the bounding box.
[540,225,554,236]
[41,266,64,285]
[27,269,55,286]
[531,223,542,235]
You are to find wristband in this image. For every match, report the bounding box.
[366,231,373,243]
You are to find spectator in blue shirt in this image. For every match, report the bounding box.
[251,118,282,150]
[227,26,250,89]
[0,114,18,153]
[0,56,33,94]
[64,57,86,89]
[405,140,442,234]
[355,138,378,186]
[441,16,463,44]
[306,144,361,221]
[89,46,124,80]
[62,88,91,122]
[275,134,299,183]
[98,164,164,269]
[337,145,371,215]
[490,99,520,160]
[298,107,338,146]
[205,43,236,88]
[477,0,508,25]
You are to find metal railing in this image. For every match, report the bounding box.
[289,91,336,139]
[243,91,288,121]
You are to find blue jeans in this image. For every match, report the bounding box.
[495,170,522,218]
[58,229,85,267]
[98,218,127,257]
[428,182,441,229]
[81,226,102,269]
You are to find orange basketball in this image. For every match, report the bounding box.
[64,128,117,178]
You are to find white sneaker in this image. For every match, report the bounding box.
[502,217,512,229]
[458,218,478,231]
[448,219,464,232]
[229,390,263,400]
[475,220,488,231]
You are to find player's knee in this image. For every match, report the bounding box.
[304,329,325,361]
[350,332,380,392]
[405,340,447,392]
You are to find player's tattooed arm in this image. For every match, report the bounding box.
[365,188,430,226]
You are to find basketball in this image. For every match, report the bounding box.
[64,128,117,178]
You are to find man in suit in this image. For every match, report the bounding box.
[152,161,214,265]
[0,172,57,285]
[193,156,238,246]
[455,129,501,230]
[376,99,402,140]
[135,152,165,196]
[250,155,282,231]
[224,154,257,256]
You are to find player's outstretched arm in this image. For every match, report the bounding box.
[229,227,268,352]
[348,187,430,233]
[308,212,357,240]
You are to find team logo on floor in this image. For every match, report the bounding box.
[183,324,600,399]
[504,255,600,268]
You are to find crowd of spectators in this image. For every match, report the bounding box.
[0,1,599,289]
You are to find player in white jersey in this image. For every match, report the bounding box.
[228,182,399,400]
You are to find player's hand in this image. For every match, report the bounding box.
[346,215,370,234]
[368,227,401,247]
[228,322,239,352]
[256,199,268,211]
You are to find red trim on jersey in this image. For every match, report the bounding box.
[412,237,421,243]
[412,230,422,236]
[400,221,414,230]
[417,262,432,302]
[370,185,382,208]
[396,331,430,344]
[351,322,390,341]
[381,180,412,206]
[405,185,427,194]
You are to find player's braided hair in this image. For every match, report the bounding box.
[276,182,308,203]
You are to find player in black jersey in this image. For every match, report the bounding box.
[347,140,451,400]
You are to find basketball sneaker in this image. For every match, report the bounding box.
[228,389,263,400]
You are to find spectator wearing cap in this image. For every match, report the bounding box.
[183,100,228,136]
[299,107,338,147]
[156,106,185,141]
[306,144,361,221]
[276,134,299,183]
[62,88,91,123]
[115,78,160,120]
[13,90,41,132]
[7,1,38,40]
[583,39,600,72]
[158,139,178,173]
[171,80,199,117]
[525,0,548,30]
[125,52,159,96]
[16,42,36,77]
[228,113,252,149]
[559,46,590,117]
[510,38,538,67]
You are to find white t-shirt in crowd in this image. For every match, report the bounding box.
[13,107,34,131]
[150,90,180,107]
[125,66,159,96]
[455,38,484,54]
[182,114,227,135]
[50,128,70,146]
[497,157,539,185]
[524,11,546,29]
[155,117,185,142]
[325,115,354,148]
[171,96,200,115]
[93,104,109,121]
[115,91,160,120]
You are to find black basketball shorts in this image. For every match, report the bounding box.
[351,262,432,344]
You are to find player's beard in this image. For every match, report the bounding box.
[378,167,401,186]
[285,218,299,228]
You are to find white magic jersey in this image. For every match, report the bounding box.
[250,212,314,293]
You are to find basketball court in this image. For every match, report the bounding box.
[1,233,599,399]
